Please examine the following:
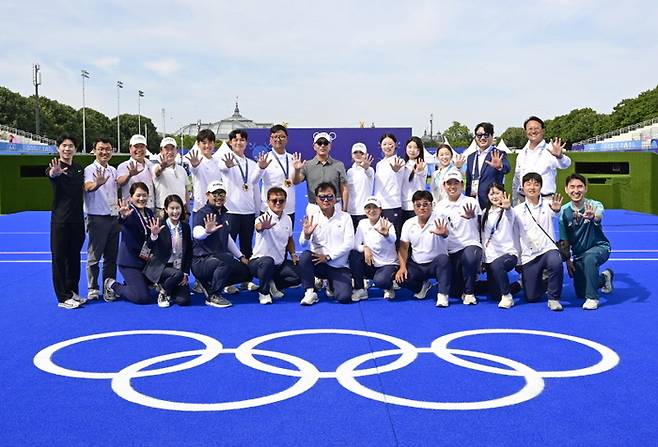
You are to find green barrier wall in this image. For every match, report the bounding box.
[1,152,657,215]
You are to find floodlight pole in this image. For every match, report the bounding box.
[33,63,42,135]
[116,81,123,152]
[81,70,90,152]
[138,90,144,134]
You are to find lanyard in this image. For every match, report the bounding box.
[131,204,150,237]
[236,156,249,186]
[524,200,557,245]
[271,151,289,179]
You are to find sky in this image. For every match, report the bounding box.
[2,0,657,137]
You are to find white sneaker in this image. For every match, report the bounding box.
[300,289,319,306]
[435,293,449,307]
[87,289,100,301]
[258,293,273,305]
[393,282,401,290]
[498,294,514,309]
[414,281,431,299]
[461,294,477,305]
[325,286,335,297]
[365,279,374,289]
[157,292,171,308]
[314,277,323,289]
[548,300,563,311]
[223,285,239,294]
[601,269,614,294]
[244,281,259,291]
[383,288,396,300]
[269,281,284,299]
[58,298,82,309]
[582,298,599,310]
[71,292,87,304]
[351,289,368,302]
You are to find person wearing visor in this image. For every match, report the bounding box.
[346,142,374,230]
[117,134,155,210]
[153,136,189,220]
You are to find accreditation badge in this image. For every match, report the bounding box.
[173,259,182,270]
[470,179,479,197]
[138,242,152,261]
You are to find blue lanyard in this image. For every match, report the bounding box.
[271,151,289,178]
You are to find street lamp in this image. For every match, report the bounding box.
[116,81,123,152]
[138,90,144,134]
[81,70,90,152]
[32,63,42,135]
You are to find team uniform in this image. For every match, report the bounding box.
[346,162,375,229]
[349,218,398,296]
[117,158,155,209]
[400,160,428,222]
[374,156,405,240]
[480,207,519,303]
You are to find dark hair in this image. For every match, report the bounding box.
[56,133,77,147]
[129,181,149,195]
[314,182,337,196]
[404,136,425,182]
[480,183,506,233]
[93,138,112,149]
[474,122,494,135]
[196,129,216,143]
[229,129,249,141]
[523,116,545,130]
[163,194,186,220]
[379,133,398,144]
[269,124,288,136]
[522,172,543,186]
[565,173,587,187]
[436,143,453,155]
[412,190,433,203]
[267,186,287,200]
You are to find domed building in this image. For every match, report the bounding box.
[174,100,273,140]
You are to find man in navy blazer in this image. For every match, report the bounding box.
[465,122,511,209]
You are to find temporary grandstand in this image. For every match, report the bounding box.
[575,117,658,151]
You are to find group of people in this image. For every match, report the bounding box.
[47,116,614,311]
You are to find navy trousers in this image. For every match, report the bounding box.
[401,254,451,295]
[449,245,483,296]
[484,254,518,300]
[226,213,255,259]
[522,250,563,302]
[191,253,252,296]
[248,257,301,293]
[349,250,397,290]
[299,250,352,303]
[115,265,152,304]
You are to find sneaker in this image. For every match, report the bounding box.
[582,298,599,310]
[269,281,284,299]
[258,293,273,305]
[71,292,87,305]
[365,279,374,289]
[205,294,232,308]
[157,292,171,308]
[384,288,396,300]
[87,288,100,301]
[393,282,401,290]
[462,294,477,305]
[325,286,335,298]
[498,294,514,309]
[104,278,117,302]
[314,277,323,289]
[300,289,319,306]
[435,293,449,307]
[351,288,368,302]
[191,281,206,295]
[223,285,239,294]
[414,281,431,299]
[58,298,82,309]
[548,300,563,311]
[244,281,259,291]
[601,269,614,294]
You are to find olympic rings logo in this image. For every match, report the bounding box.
[33,328,619,412]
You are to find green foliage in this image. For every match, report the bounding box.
[499,127,527,149]
[442,121,473,149]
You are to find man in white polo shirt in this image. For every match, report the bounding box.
[153,136,190,218]
[117,134,155,209]
[260,124,298,227]
[83,138,119,301]
[249,186,301,304]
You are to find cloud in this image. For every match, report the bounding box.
[92,57,120,71]
[144,58,180,77]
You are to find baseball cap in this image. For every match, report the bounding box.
[443,169,463,183]
[363,196,381,208]
[129,134,147,146]
[160,137,178,148]
[206,180,226,193]
[313,132,333,144]
[351,142,367,154]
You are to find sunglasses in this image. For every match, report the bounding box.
[315,140,330,146]
[210,191,226,198]
[414,201,432,208]
[475,133,491,139]
[317,194,335,202]
[269,198,286,205]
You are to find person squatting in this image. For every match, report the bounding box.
[48,118,614,311]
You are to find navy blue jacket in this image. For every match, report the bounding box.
[465,148,511,209]
[192,204,232,258]
[117,206,155,268]
[143,221,193,284]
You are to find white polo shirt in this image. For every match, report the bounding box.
[346,163,375,215]
[219,153,265,215]
[84,161,118,216]
[153,163,189,209]
[514,198,560,264]
[354,218,398,267]
[260,150,296,215]
[117,158,155,209]
[436,194,482,253]
[481,207,519,263]
[184,154,222,212]
[512,140,572,197]
[374,156,404,209]
[401,160,428,211]
[400,213,449,264]
[299,208,354,269]
[251,210,293,266]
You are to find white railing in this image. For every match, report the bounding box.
[575,116,658,145]
[0,124,56,145]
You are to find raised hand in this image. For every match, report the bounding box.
[414,160,427,174]
[292,152,305,170]
[390,156,405,173]
[118,198,133,218]
[500,191,512,210]
[485,149,503,170]
[550,193,564,212]
[159,153,173,169]
[257,151,272,169]
[430,218,449,237]
[358,153,374,170]
[187,149,202,168]
[259,213,277,230]
[127,161,143,177]
[222,153,237,168]
[549,138,566,157]
[454,153,466,169]
[203,213,223,234]
[93,167,108,186]
[461,203,477,219]
[302,215,317,239]
[147,217,164,236]
[377,217,392,237]
[582,202,596,220]
[48,158,68,177]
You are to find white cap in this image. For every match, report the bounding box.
[160,137,178,148]
[313,132,333,144]
[363,196,381,208]
[351,142,367,154]
[129,134,147,146]
[206,180,226,193]
[443,169,463,183]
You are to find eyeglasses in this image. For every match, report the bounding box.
[210,191,226,198]
[414,201,432,208]
[269,198,286,205]
[271,135,287,141]
[317,194,335,202]
[475,133,491,139]
[315,140,330,146]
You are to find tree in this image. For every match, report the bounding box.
[442,121,472,149]
[499,127,527,149]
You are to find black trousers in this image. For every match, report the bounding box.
[50,222,85,303]
[227,213,255,259]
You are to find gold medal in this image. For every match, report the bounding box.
[284,179,293,188]
[242,183,249,191]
